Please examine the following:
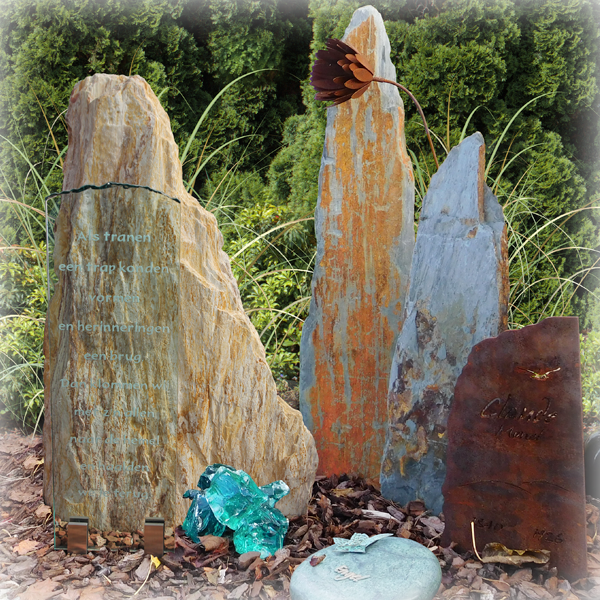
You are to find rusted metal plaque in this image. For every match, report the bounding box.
[441,317,587,581]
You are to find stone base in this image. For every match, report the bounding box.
[290,537,441,600]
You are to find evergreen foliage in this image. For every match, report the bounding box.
[582,327,600,417]
[0,0,311,204]
[0,246,45,429]
[0,0,598,429]
[269,0,599,326]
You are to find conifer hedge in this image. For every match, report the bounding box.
[0,0,598,426]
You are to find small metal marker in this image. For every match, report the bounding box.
[144,518,165,557]
[67,516,89,554]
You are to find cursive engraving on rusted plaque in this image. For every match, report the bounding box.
[441,317,587,581]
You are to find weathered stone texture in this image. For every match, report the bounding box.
[44,74,318,526]
[299,6,415,478]
[47,184,181,532]
[441,317,587,581]
[380,133,509,514]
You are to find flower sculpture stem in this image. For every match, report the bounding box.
[372,77,439,169]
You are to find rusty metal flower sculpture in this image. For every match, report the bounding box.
[311,38,375,105]
[311,38,439,169]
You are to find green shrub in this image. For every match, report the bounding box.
[0,246,46,431]
[218,196,314,379]
[581,330,600,418]
[271,0,600,327]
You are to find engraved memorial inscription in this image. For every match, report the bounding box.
[441,318,587,581]
[333,565,370,582]
[46,185,180,543]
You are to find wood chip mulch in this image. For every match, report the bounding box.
[0,429,599,600]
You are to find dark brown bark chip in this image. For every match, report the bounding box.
[0,430,598,599]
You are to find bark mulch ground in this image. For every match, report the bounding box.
[0,429,599,600]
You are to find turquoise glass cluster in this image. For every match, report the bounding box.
[182,464,289,558]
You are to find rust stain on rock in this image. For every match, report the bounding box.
[299,7,414,478]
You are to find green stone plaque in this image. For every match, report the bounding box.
[290,537,442,600]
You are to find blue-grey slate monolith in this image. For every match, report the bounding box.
[380,132,509,515]
[290,537,441,600]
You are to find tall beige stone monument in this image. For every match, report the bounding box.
[44,74,318,534]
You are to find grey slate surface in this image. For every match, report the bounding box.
[380,132,509,514]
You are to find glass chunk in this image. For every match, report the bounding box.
[203,466,268,530]
[233,502,289,558]
[182,489,226,541]
[198,463,233,490]
[183,464,289,557]
[259,480,290,506]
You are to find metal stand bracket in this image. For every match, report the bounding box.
[144,518,165,557]
[67,516,89,554]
